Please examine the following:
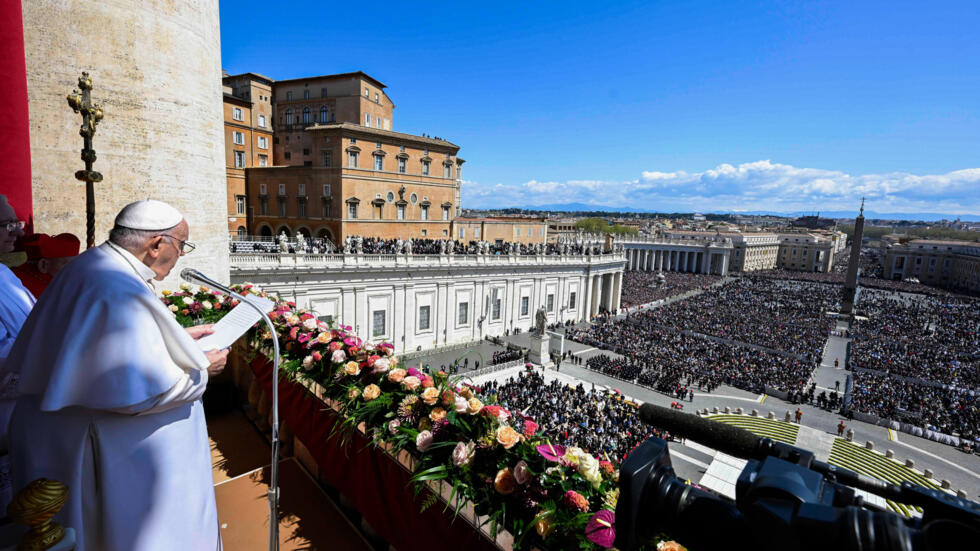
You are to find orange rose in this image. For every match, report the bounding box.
[402,376,421,391]
[535,511,555,539]
[316,331,331,344]
[421,387,440,406]
[494,468,516,495]
[388,368,406,383]
[344,361,361,376]
[657,542,688,551]
[348,387,361,400]
[362,384,381,401]
[467,397,483,415]
[458,386,474,399]
[429,407,447,422]
[495,426,521,449]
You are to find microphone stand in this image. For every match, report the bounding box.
[182,271,280,551]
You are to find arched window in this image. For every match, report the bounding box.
[284,109,293,125]
[302,107,311,124]
[320,107,329,123]
[236,226,247,238]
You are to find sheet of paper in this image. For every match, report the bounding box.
[196,295,276,351]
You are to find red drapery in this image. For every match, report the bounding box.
[250,357,500,551]
[0,0,33,226]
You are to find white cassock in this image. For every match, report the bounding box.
[5,242,220,551]
[0,263,35,363]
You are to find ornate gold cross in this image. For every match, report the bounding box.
[67,72,104,249]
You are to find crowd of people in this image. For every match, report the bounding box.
[651,277,837,358]
[230,236,612,256]
[483,371,653,461]
[492,349,523,365]
[570,314,816,396]
[847,289,979,437]
[620,271,722,308]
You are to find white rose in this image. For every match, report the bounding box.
[302,318,318,331]
[454,396,469,414]
[179,282,192,291]
[169,304,178,312]
[182,297,193,306]
[331,349,346,363]
[201,301,213,310]
[576,453,602,488]
[373,358,391,373]
[302,355,314,371]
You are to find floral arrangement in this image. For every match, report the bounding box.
[163,283,679,551]
[160,282,239,326]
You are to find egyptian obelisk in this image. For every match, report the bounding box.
[840,198,866,316]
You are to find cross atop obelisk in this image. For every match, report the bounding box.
[840,198,866,316]
[66,72,104,249]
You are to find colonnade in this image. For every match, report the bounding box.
[624,246,730,276]
[584,270,622,317]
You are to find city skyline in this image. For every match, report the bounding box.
[219,1,979,216]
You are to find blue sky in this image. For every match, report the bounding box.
[219,1,980,217]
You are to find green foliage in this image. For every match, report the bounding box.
[840,224,980,242]
[574,217,639,235]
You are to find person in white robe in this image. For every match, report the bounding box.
[5,200,227,551]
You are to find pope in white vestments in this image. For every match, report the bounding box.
[5,200,227,551]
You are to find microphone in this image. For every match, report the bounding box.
[180,268,235,296]
[638,403,761,459]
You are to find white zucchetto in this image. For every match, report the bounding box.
[114,199,183,231]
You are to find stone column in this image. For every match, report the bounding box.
[612,271,622,312]
[657,250,663,271]
[721,253,729,276]
[679,251,685,272]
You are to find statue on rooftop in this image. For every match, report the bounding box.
[279,232,289,253]
[354,235,363,254]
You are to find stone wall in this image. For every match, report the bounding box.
[22,0,229,286]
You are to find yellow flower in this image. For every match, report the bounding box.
[429,407,447,422]
[535,511,555,539]
[467,397,483,415]
[495,426,521,450]
[161,289,172,296]
[362,384,381,401]
[345,361,361,376]
[421,387,440,406]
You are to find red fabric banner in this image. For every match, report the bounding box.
[250,357,500,551]
[0,0,33,226]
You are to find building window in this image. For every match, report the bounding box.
[372,310,386,337]
[364,88,369,97]
[376,117,382,129]
[375,156,383,171]
[257,114,267,128]
[234,151,245,168]
[284,152,291,160]
[260,183,267,194]
[284,109,292,125]
[278,200,287,217]
[319,107,329,123]
[235,195,246,215]
[442,206,449,221]
[421,206,429,220]
[546,294,554,312]
[322,184,331,196]
[418,305,431,330]
[474,228,480,239]
[321,88,328,98]
[364,113,370,126]
[348,202,358,219]
[569,291,576,309]
[374,92,379,102]
[458,302,469,325]
[232,107,243,121]
[459,228,465,239]
[258,154,268,166]
[348,151,358,167]
[278,184,286,195]
[257,136,268,149]
[297,184,306,196]
[321,200,330,218]
[350,138,356,144]
[398,158,406,173]
[516,228,521,237]
[397,205,405,220]
[233,131,244,145]
[260,197,268,215]
[492,293,501,320]
[297,198,306,217]
[322,150,332,167]
[520,296,529,316]
[286,91,292,101]
[237,226,246,238]
[540,228,545,237]
[303,89,309,100]
[444,165,451,178]
[421,160,430,176]
[421,229,427,236]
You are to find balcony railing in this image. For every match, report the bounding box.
[230,251,626,271]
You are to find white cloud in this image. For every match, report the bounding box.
[462,161,980,215]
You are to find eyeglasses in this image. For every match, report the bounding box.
[157,234,196,254]
[1,220,26,232]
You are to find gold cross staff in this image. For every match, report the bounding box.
[67,72,104,249]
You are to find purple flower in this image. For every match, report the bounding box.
[406,367,422,378]
[536,443,567,462]
[585,510,616,548]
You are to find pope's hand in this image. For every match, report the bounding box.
[204,348,229,377]
[185,324,215,340]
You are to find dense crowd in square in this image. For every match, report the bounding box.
[848,289,979,437]
[620,271,722,308]
[569,314,816,396]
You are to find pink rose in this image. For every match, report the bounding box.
[454,396,469,413]
[416,430,433,452]
[331,349,347,363]
[402,376,421,391]
[421,375,434,388]
[452,441,475,467]
[513,460,530,485]
[312,351,322,362]
[328,341,343,352]
[372,357,391,373]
